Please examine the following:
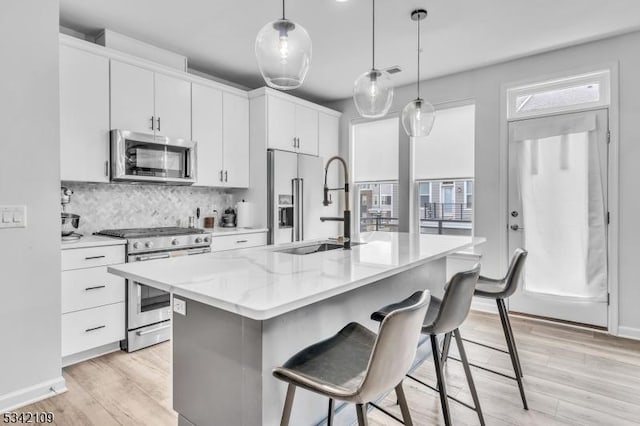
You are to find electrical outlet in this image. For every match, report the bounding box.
[173,297,187,316]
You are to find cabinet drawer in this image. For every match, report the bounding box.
[61,302,125,357]
[211,232,267,252]
[62,245,125,271]
[62,266,125,314]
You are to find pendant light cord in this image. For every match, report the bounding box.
[417,16,421,98]
[282,0,286,20]
[372,0,375,69]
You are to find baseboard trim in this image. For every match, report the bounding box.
[0,376,67,413]
[471,298,497,314]
[618,326,640,341]
[62,341,121,367]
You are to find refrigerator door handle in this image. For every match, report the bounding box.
[292,178,298,242]
[299,178,304,241]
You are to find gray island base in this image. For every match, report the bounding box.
[173,259,445,426]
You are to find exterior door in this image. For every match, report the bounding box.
[441,185,454,218]
[508,109,609,327]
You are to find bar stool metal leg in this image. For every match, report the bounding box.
[355,403,369,426]
[498,299,523,377]
[454,329,485,426]
[441,331,453,364]
[327,398,335,426]
[395,382,414,426]
[496,299,528,409]
[280,384,296,426]
[431,334,453,426]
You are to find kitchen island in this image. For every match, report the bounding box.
[108,232,484,426]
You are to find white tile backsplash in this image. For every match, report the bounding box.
[61,182,238,235]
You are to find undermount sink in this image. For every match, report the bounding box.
[276,242,363,255]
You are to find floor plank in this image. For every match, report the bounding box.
[14,311,640,425]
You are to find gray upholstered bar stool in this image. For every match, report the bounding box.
[371,265,484,426]
[443,248,529,409]
[272,290,431,426]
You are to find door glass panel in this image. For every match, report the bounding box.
[512,124,607,300]
[139,283,170,312]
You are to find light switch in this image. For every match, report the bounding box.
[0,206,27,229]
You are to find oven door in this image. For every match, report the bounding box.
[127,247,210,330]
[111,129,197,185]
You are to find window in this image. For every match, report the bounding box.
[508,70,610,119]
[353,118,400,233]
[417,179,472,236]
[356,182,399,232]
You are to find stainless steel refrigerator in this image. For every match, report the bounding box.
[268,149,329,244]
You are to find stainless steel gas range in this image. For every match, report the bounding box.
[97,227,211,352]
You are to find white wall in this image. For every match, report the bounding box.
[0,0,65,410]
[327,30,640,334]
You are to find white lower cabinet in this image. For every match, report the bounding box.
[61,242,126,365]
[61,302,125,357]
[211,232,267,252]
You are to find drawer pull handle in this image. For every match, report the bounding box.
[85,285,106,291]
[85,255,106,260]
[136,324,171,336]
[236,240,248,243]
[85,325,106,333]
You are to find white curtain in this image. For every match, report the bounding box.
[510,112,607,301]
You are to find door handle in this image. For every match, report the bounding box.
[136,324,171,336]
[220,170,224,182]
[510,224,524,231]
[224,170,228,182]
[150,116,154,130]
[156,116,161,131]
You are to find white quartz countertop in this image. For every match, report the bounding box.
[61,234,126,250]
[207,227,268,236]
[108,232,485,320]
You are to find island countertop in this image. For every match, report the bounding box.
[108,232,485,320]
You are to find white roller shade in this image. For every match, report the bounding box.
[414,104,475,180]
[353,117,399,182]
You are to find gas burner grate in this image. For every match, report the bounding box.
[97,227,206,239]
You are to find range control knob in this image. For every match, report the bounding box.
[171,238,179,246]
[195,237,203,244]
[145,241,154,249]
[203,237,210,243]
[132,242,141,249]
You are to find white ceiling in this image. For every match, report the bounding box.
[59,0,640,103]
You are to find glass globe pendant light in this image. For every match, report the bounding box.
[401,9,435,137]
[255,0,311,90]
[353,0,393,118]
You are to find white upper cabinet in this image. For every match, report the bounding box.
[295,104,319,156]
[154,73,191,139]
[110,60,191,139]
[110,60,155,134]
[192,83,224,187]
[267,95,297,151]
[192,84,249,188]
[266,94,319,155]
[223,93,250,188]
[60,45,110,182]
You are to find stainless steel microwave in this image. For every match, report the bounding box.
[111,130,197,185]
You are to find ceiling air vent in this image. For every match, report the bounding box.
[384,66,402,75]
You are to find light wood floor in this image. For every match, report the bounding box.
[18,311,640,425]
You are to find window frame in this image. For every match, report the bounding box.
[507,70,610,120]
